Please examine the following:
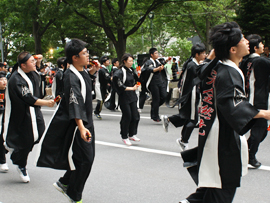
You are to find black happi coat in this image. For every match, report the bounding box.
[141,58,170,93]
[95,65,111,101]
[196,60,258,189]
[241,53,270,109]
[4,68,45,150]
[178,58,201,122]
[52,68,64,98]
[113,67,140,105]
[36,65,95,170]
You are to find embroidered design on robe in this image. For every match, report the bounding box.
[22,85,31,96]
[69,88,78,104]
[234,87,246,107]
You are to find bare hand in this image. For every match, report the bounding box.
[46,99,55,107]
[133,85,139,91]
[79,127,91,142]
[207,49,216,60]
[159,65,164,71]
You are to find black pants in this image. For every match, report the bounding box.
[59,129,95,201]
[181,120,197,143]
[172,71,178,80]
[0,135,7,164]
[169,115,196,143]
[119,101,140,139]
[10,147,32,168]
[94,88,107,115]
[186,187,236,203]
[148,82,167,120]
[139,91,147,109]
[248,118,268,159]
[94,100,103,115]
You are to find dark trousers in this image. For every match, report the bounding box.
[186,187,236,203]
[119,101,140,139]
[94,100,103,115]
[248,118,268,159]
[139,91,147,109]
[10,147,32,168]
[59,129,95,201]
[0,136,7,164]
[94,88,107,115]
[148,82,167,120]
[172,71,178,80]
[169,115,196,143]
[181,120,197,143]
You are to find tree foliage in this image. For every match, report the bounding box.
[235,0,270,46]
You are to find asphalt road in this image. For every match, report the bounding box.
[1,103,270,203]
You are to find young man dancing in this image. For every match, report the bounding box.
[37,39,96,203]
[180,22,270,203]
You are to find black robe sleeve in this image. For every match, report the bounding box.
[215,66,259,135]
[63,70,88,123]
[113,69,126,95]
[9,77,38,107]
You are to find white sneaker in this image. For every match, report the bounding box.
[0,163,9,172]
[180,199,190,203]
[17,167,30,183]
[122,138,132,146]
[161,115,169,132]
[129,135,140,142]
[176,139,189,151]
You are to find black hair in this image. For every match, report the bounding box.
[246,34,262,54]
[65,38,87,65]
[158,58,166,65]
[191,43,206,57]
[209,21,242,61]
[121,53,134,68]
[112,58,118,66]
[100,55,109,65]
[0,63,4,68]
[0,71,6,78]
[149,48,157,56]
[57,57,66,69]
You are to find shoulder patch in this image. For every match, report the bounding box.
[22,85,31,96]
[69,88,78,104]
[234,87,246,107]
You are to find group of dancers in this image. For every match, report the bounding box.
[1,20,270,203]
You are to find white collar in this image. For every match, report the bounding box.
[192,58,199,66]
[249,53,260,58]
[150,58,157,66]
[222,59,245,90]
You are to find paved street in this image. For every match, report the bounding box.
[1,103,270,203]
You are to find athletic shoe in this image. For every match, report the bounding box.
[94,113,102,120]
[161,115,169,132]
[122,138,132,146]
[0,163,9,172]
[69,199,83,203]
[53,181,68,194]
[17,166,30,183]
[153,118,161,122]
[176,139,189,151]
[129,135,140,142]
[179,199,190,203]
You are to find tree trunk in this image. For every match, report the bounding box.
[33,21,42,54]
[114,37,126,62]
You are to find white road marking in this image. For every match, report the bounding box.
[42,109,151,119]
[96,140,181,157]
[41,109,270,171]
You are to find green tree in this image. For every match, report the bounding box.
[235,0,270,45]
